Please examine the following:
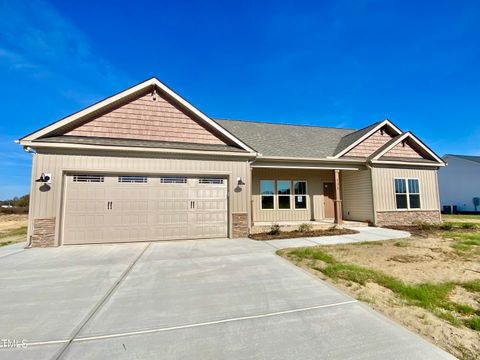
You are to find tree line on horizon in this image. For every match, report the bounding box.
[0,194,29,208]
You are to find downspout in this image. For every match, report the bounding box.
[366,160,377,226]
[247,159,256,233]
[23,146,36,248]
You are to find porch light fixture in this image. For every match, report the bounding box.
[237,177,246,186]
[35,173,51,184]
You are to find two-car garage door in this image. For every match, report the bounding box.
[63,174,228,245]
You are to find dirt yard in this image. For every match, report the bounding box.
[0,213,28,246]
[279,222,480,359]
[250,226,357,240]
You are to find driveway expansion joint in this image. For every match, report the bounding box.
[25,300,358,347]
[52,242,152,360]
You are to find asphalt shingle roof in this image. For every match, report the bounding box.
[215,119,356,158]
[333,121,383,156]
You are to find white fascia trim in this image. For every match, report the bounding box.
[370,159,445,167]
[370,132,410,160]
[20,141,256,158]
[333,119,403,159]
[20,78,156,142]
[371,131,445,165]
[257,155,366,163]
[19,78,256,153]
[150,79,255,153]
[251,164,360,170]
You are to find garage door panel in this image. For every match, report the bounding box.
[63,175,228,244]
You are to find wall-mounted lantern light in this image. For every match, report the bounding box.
[237,177,245,186]
[35,173,52,184]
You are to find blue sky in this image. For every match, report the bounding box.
[1,0,480,199]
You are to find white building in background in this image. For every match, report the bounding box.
[439,154,480,212]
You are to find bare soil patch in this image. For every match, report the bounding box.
[249,227,357,240]
[279,225,480,359]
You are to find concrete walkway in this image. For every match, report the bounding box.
[264,226,410,249]
[0,228,455,360]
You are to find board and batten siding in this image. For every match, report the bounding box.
[371,167,440,211]
[252,168,334,222]
[341,169,374,222]
[28,151,250,245]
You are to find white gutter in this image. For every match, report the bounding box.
[20,140,258,158]
[256,155,366,164]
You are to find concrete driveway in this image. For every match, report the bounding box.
[0,232,454,359]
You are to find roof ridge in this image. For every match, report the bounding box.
[445,154,480,158]
[214,118,356,131]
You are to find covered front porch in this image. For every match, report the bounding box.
[249,161,375,231]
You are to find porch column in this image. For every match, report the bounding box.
[333,169,343,225]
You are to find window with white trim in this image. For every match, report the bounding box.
[395,178,421,209]
[118,176,147,183]
[260,180,274,209]
[294,181,307,209]
[277,180,291,209]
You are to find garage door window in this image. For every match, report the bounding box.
[199,178,224,184]
[118,176,147,183]
[73,175,104,183]
[160,177,187,184]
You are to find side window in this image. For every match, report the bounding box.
[277,180,291,209]
[395,178,421,209]
[395,179,408,209]
[260,180,275,209]
[294,181,307,209]
[408,179,421,209]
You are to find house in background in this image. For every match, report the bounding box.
[18,78,445,247]
[439,155,480,213]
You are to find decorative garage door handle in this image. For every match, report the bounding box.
[107,201,113,210]
[190,201,195,209]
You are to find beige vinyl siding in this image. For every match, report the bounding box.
[252,168,334,222]
[341,169,374,222]
[28,151,249,245]
[371,167,440,211]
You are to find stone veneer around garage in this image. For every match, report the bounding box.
[31,217,56,247]
[232,213,248,238]
[376,210,441,226]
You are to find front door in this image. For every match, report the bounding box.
[323,182,335,218]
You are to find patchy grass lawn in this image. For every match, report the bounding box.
[443,214,480,223]
[279,223,480,359]
[0,214,28,246]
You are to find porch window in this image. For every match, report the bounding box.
[260,180,275,209]
[395,178,421,209]
[277,180,291,209]
[294,181,307,209]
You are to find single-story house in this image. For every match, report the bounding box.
[439,154,480,213]
[18,78,446,247]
